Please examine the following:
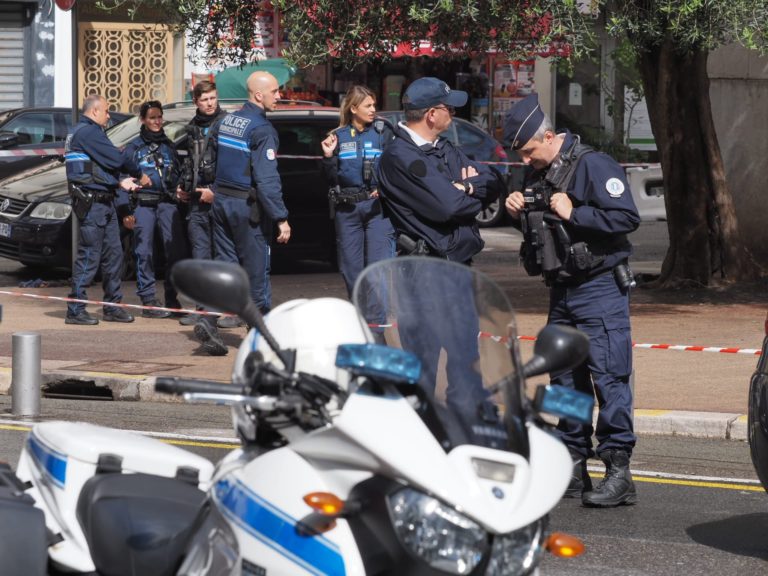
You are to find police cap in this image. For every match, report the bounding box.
[503,93,545,150]
[403,77,468,110]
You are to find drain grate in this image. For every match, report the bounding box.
[42,379,113,401]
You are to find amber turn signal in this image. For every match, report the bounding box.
[545,532,585,558]
[303,492,345,516]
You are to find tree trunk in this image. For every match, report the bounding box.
[638,37,759,286]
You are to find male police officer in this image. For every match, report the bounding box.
[376,77,505,413]
[65,94,150,325]
[504,93,641,507]
[177,80,228,355]
[209,71,290,337]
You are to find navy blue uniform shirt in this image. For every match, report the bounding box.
[214,101,288,222]
[65,116,141,192]
[528,131,641,275]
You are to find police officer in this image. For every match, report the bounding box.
[504,93,641,507]
[117,100,187,320]
[320,85,396,297]
[64,94,150,325]
[176,80,228,355]
[376,77,505,409]
[210,71,290,332]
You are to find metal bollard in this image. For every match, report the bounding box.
[11,332,41,417]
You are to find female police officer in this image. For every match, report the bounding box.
[118,100,187,318]
[321,85,396,297]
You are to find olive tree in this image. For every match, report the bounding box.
[108,0,768,285]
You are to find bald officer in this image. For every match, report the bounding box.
[203,72,291,352]
[504,94,640,508]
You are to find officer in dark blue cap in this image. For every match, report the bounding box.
[375,77,506,420]
[504,93,641,508]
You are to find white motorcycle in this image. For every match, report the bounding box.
[4,256,593,576]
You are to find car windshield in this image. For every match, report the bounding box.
[352,257,529,458]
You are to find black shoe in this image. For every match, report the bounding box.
[102,306,135,323]
[194,321,228,356]
[142,299,172,319]
[217,315,244,329]
[582,450,637,507]
[65,311,99,325]
[179,313,201,326]
[563,452,592,498]
[166,300,186,317]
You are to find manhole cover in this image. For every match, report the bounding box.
[64,360,184,375]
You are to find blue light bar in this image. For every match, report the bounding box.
[335,344,421,384]
[537,385,594,424]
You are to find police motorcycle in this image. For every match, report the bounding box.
[3,257,594,576]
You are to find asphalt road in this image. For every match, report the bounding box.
[0,394,764,576]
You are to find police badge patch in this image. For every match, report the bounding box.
[606,177,625,198]
[266,148,276,160]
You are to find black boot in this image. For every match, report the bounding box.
[563,452,592,499]
[582,449,637,507]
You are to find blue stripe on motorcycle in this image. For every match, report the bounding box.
[27,433,67,488]
[214,478,346,576]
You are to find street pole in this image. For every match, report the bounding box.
[70,2,79,273]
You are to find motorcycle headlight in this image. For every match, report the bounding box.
[485,519,546,576]
[387,487,487,574]
[29,202,71,220]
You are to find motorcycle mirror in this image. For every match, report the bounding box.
[171,259,292,369]
[522,324,590,379]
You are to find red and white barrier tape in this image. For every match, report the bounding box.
[476,330,761,356]
[0,289,228,318]
[0,148,65,157]
[0,289,756,356]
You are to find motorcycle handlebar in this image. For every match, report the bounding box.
[155,377,246,397]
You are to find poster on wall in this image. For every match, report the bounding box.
[491,59,535,139]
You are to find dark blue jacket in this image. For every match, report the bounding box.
[322,121,393,189]
[64,116,140,193]
[528,131,640,275]
[376,123,504,263]
[214,102,288,221]
[116,134,180,214]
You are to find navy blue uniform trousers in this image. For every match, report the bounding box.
[133,202,186,305]
[335,197,395,297]
[212,194,272,312]
[187,202,213,261]
[548,272,636,458]
[68,201,124,316]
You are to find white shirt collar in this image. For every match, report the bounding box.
[399,121,438,147]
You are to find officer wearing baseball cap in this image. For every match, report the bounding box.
[504,93,641,508]
[375,77,505,418]
[402,77,469,110]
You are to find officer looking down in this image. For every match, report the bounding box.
[64,94,151,326]
[504,93,641,508]
[210,71,290,336]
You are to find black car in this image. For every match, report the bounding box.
[0,105,339,270]
[0,107,131,181]
[378,111,518,227]
[748,311,768,492]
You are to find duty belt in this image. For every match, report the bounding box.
[216,185,251,200]
[337,187,371,204]
[90,191,114,204]
[134,193,171,207]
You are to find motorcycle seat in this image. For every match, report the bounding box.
[76,472,206,576]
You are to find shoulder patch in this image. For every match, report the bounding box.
[266,148,276,161]
[409,159,427,178]
[605,177,625,198]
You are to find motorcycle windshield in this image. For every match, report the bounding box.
[353,257,529,459]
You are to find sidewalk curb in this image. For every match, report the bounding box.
[0,367,750,441]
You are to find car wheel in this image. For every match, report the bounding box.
[475,192,507,228]
[748,370,768,492]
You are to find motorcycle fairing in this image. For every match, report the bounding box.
[27,432,67,489]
